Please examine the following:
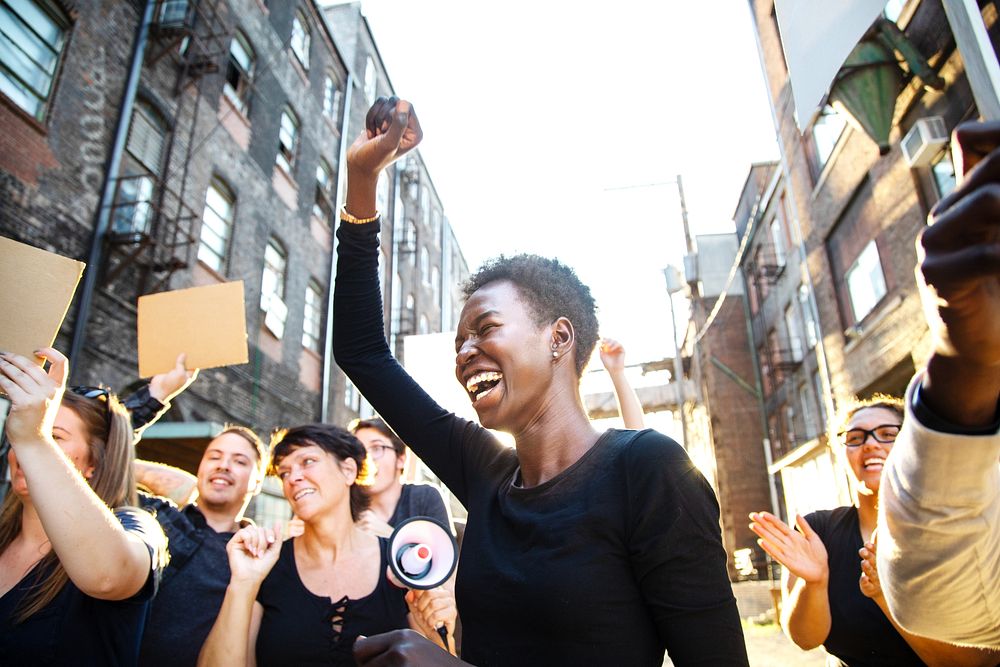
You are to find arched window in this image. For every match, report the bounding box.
[322,72,341,123]
[276,107,299,173]
[197,178,236,273]
[291,12,310,71]
[302,279,323,352]
[364,56,377,102]
[261,238,288,337]
[224,31,254,114]
[313,158,334,224]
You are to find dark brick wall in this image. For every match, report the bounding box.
[0,0,352,437]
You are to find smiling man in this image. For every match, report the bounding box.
[135,426,267,667]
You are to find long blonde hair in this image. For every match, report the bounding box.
[0,390,136,622]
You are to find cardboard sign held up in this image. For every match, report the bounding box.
[138,281,249,377]
[0,236,85,361]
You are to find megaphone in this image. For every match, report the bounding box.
[386,516,457,590]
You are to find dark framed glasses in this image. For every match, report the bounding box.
[837,424,901,447]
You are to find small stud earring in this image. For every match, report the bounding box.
[552,351,558,358]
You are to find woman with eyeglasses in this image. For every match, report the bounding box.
[750,396,994,666]
[349,418,453,539]
[0,349,166,666]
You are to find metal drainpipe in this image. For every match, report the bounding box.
[68,0,156,374]
[321,72,355,423]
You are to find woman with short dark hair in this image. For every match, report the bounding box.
[334,97,747,666]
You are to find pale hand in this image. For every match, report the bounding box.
[0,348,68,447]
[599,338,627,373]
[749,511,829,584]
[858,541,883,602]
[356,509,393,538]
[405,587,457,653]
[148,353,198,403]
[226,525,281,585]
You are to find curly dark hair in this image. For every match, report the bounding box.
[268,424,372,520]
[462,254,599,377]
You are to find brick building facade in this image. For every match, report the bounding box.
[746,0,992,514]
[0,0,468,517]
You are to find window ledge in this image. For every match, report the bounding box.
[289,53,310,86]
[842,293,905,354]
[0,93,48,136]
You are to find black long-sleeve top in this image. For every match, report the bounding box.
[333,221,748,666]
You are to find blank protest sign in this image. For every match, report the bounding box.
[0,236,84,361]
[137,281,249,377]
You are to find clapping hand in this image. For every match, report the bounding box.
[749,511,829,584]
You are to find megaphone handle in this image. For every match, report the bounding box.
[437,624,450,654]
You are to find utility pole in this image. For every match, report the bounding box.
[942,0,1000,120]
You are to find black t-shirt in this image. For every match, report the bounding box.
[388,482,453,534]
[805,506,924,666]
[0,507,166,667]
[333,221,749,666]
[138,494,242,667]
[254,537,409,667]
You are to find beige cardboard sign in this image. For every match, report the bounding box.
[0,236,84,361]
[137,281,249,377]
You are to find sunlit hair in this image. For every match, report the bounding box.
[348,417,406,458]
[835,393,905,435]
[268,424,373,520]
[214,424,268,473]
[462,253,599,378]
[0,389,136,623]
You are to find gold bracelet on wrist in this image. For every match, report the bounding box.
[340,206,380,225]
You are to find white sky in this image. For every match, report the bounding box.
[353,1,780,365]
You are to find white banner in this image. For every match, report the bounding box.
[773,0,886,128]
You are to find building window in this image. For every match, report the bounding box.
[931,151,956,199]
[302,279,323,352]
[846,240,887,324]
[197,179,235,273]
[420,246,429,285]
[364,56,377,103]
[322,73,341,124]
[769,216,786,267]
[0,0,68,120]
[784,303,803,362]
[799,383,819,439]
[224,31,254,114]
[419,314,429,335]
[420,187,430,228]
[261,238,288,338]
[112,102,167,239]
[431,266,439,306]
[290,11,310,71]
[313,158,334,224]
[798,283,818,349]
[431,208,441,245]
[276,107,298,174]
[811,105,847,173]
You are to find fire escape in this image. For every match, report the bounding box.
[103,0,231,294]
[747,243,802,457]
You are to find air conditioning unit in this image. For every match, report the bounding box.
[901,116,948,167]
